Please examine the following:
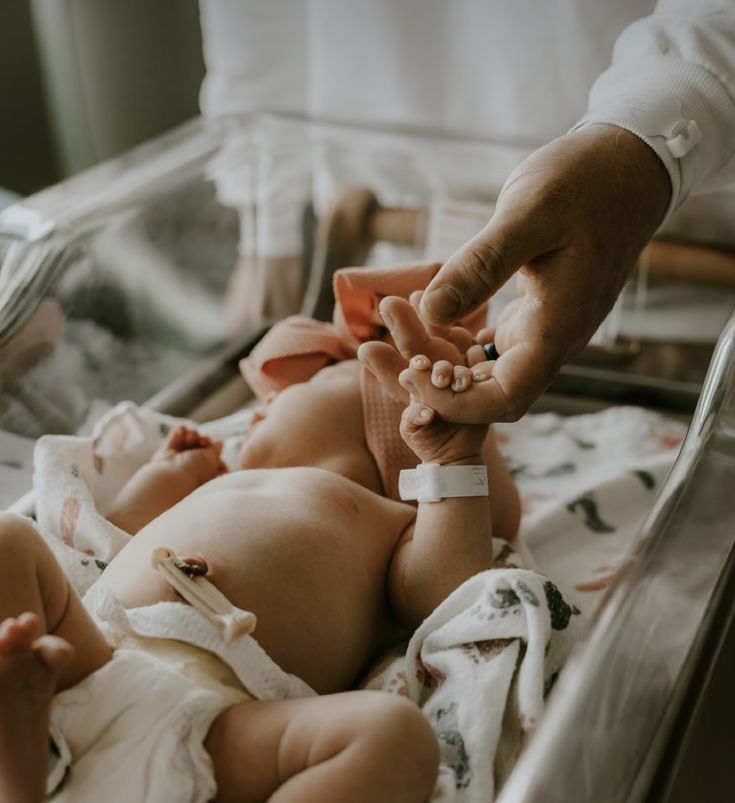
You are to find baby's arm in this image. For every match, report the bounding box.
[107,425,227,535]
[359,295,520,541]
[387,371,495,629]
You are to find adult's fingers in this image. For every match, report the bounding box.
[466,345,487,368]
[379,296,431,358]
[357,341,410,404]
[409,290,474,351]
[475,327,496,346]
[419,214,546,325]
[410,290,452,339]
[443,327,475,354]
[379,297,463,364]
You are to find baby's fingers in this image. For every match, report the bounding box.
[409,354,431,371]
[431,360,454,389]
[452,365,473,392]
[470,362,494,382]
[401,401,436,433]
[399,366,495,424]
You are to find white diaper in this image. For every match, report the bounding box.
[48,582,316,801]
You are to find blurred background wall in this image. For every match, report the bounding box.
[0,0,57,196]
[0,0,205,197]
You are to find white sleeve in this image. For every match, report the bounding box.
[572,0,735,221]
[198,0,311,258]
[199,0,307,117]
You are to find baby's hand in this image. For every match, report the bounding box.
[152,425,228,486]
[397,341,502,425]
[358,294,473,404]
[400,355,489,465]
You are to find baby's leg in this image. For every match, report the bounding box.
[0,615,71,803]
[0,514,112,689]
[206,690,439,803]
[0,513,112,803]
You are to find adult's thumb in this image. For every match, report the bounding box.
[420,217,539,325]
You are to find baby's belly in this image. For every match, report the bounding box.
[102,467,414,693]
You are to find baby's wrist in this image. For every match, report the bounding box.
[400,459,488,503]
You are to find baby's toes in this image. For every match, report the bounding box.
[0,613,42,654]
[33,635,74,673]
[431,360,454,389]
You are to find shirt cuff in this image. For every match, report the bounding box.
[572,55,735,224]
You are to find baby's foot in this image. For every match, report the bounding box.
[0,613,73,803]
[153,425,228,485]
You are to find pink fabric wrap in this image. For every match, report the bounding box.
[240,263,488,499]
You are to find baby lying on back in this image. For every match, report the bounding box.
[0,296,519,803]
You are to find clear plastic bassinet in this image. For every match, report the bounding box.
[1,114,734,802]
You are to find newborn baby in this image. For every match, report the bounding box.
[0,297,519,803]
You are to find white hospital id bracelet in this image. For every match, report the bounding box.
[398,463,488,503]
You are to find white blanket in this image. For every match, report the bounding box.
[29,400,684,801]
[363,563,583,801]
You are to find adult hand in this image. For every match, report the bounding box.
[360,296,498,426]
[419,124,672,422]
[358,294,474,403]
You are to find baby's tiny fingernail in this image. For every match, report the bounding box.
[452,377,467,391]
[418,407,432,420]
[411,356,430,370]
[472,370,490,381]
